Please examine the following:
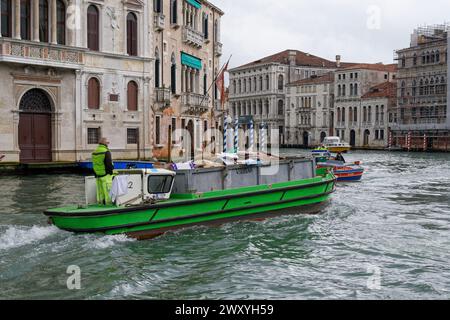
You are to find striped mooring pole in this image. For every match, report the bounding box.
[388,131,393,149]
[249,120,254,152]
[423,134,427,152]
[260,123,266,153]
[407,132,412,152]
[223,117,228,153]
[234,118,239,154]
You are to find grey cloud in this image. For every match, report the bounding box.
[213,0,450,68]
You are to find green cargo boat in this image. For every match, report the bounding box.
[44,159,336,240]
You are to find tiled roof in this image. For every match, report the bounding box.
[234,50,355,69]
[287,72,335,86]
[338,63,397,73]
[361,81,397,99]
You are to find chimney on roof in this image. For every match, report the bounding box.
[336,55,341,68]
[288,50,297,66]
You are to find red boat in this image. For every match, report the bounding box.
[317,161,364,182]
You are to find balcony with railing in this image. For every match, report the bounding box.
[181,93,210,115]
[182,26,204,48]
[214,42,223,57]
[154,13,165,31]
[0,38,84,69]
[155,88,171,110]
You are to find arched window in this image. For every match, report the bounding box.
[278,75,284,90]
[171,53,176,94]
[342,107,345,123]
[233,80,236,94]
[265,75,270,90]
[412,80,417,96]
[401,56,406,67]
[338,85,341,96]
[127,12,138,56]
[436,50,440,63]
[56,0,65,44]
[363,106,367,122]
[170,0,177,25]
[350,84,354,96]
[413,53,417,66]
[278,100,284,115]
[419,79,424,95]
[376,105,379,122]
[354,107,358,122]
[1,0,12,37]
[337,108,341,122]
[253,77,257,91]
[354,83,358,96]
[431,51,436,63]
[87,5,99,51]
[39,0,49,42]
[248,78,252,92]
[202,13,208,40]
[154,0,162,13]
[401,81,406,97]
[20,0,31,40]
[368,106,372,122]
[154,48,160,88]
[238,80,241,93]
[426,51,430,64]
[88,78,100,110]
[342,84,346,96]
[203,68,207,95]
[259,76,263,91]
[349,107,353,122]
[127,81,138,111]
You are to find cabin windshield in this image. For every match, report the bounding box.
[148,175,174,194]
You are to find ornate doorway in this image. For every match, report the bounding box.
[18,89,53,163]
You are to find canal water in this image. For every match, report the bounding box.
[0,150,450,299]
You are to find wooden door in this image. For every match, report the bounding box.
[19,113,52,163]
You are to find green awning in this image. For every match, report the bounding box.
[186,0,201,9]
[181,52,202,70]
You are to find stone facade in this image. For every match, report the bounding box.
[228,50,345,146]
[0,0,224,163]
[0,0,153,162]
[151,0,223,161]
[392,25,450,151]
[334,64,397,148]
[285,72,334,147]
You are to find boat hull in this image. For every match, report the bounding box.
[327,147,351,153]
[45,173,336,239]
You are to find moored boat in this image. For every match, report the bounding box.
[317,160,364,182]
[44,159,336,240]
[323,137,351,153]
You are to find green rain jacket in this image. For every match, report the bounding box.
[92,144,114,178]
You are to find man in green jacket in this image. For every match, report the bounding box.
[92,138,114,205]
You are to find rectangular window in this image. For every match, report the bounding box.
[1,0,12,37]
[20,0,31,40]
[155,116,161,145]
[127,128,139,144]
[88,128,100,145]
[171,118,176,143]
[148,175,174,194]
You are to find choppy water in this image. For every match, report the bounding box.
[1,150,450,300]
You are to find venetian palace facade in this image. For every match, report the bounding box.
[0,0,223,163]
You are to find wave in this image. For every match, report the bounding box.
[82,234,135,250]
[0,225,60,250]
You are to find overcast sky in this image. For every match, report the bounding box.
[212,0,450,69]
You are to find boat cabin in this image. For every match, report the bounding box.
[85,169,176,206]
